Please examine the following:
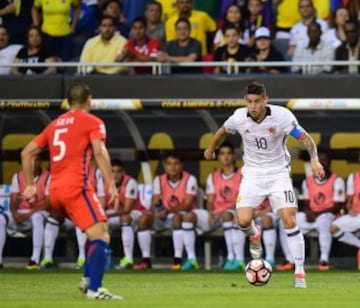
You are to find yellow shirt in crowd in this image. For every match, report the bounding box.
[34,0,79,37]
[313,0,330,20]
[80,34,128,75]
[166,10,216,55]
[157,0,178,21]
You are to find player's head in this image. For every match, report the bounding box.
[111,158,125,184]
[163,152,183,178]
[244,82,268,120]
[132,17,147,40]
[175,18,191,41]
[99,15,117,41]
[67,82,92,110]
[0,25,9,50]
[318,151,331,174]
[218,141,236,167]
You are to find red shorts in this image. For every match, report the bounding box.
[49,186,107,231]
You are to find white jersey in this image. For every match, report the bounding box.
[289,19,328,47]
[223,104,302,177]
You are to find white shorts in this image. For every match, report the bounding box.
[107,210,143,230]
[154,213,177,231]
[296,212,334,234]
[254,212,277,226]
[7,210,49,232]
[332,214,360,233]
[194,209,236,233]
[237,173,297,213]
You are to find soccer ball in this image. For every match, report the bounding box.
[244,259,272,286]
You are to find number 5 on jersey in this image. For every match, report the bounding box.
[53,128,68,161]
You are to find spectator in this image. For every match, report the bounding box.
[122,0,149,24]
[287,0,328,56]
[297,152,345,270]
[323,7,350,49]
[331,0,360,20]
[11,26,57,75]
[291,22,334,74]
[145,1,166,48]
[0,0,33,44]
[242,0,265,48]
[0,25,22,75]
[165,0,216,55]
[246,27,286,74]
[0,155,50,269]
[32,0,80,62]
[213,4,244,49]
[157,0,177,21]
[335,20,360,73]
[158,18,202,73]
[116,17,161,74]
[102,0,130,38]
[274,0,301,39]
[79,15,128,75]
[213,25,252,74]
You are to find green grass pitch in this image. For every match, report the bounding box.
[1,269,359,308]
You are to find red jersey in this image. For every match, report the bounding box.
[33,110,106,190]
[125,37,161,73]
[352,172,360,213]
[211,168,242,213]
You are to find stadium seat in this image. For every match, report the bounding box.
[199,133,221,186]
[272,38,290,60]
[330,133,360,178]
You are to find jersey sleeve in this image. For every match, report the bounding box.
[89,118,106,141]
[186,175,198,195]
[333,176,346,202]
[282,108,306,139]
[125,178,138,199]
[152,176,161,195]
[223,109,241,135]
[205,173,215,195]
[33,127,49,149]
[346,173,354,196]
[10,173,20,194]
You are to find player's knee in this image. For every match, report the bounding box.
[172,214,183,228]
[139,214,154,229]
[183,212,196,223]
[121,214,132,225]
[221,211,233,222]
[31,212,45,225]
[262,215,273,228]
[281,215,296,229]
[85,222,110,244]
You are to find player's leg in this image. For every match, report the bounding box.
[119,214,134,269]
[171,213,184,269]
[41,209,63,268]
[75,227,87,269]
[134,212,154,270]
[231,214,246,270]
[276,219,295,271]
[0,213,8,267]
[218,210,235,269]
[331,215,360,269]
[28,211,49,269]
[261,213,277,267]
[181,211,198,270]
[315,213,334,270]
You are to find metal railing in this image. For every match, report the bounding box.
[2,60,360,75]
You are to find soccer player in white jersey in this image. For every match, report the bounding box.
[204,82,325,288]
[330,164,360,269]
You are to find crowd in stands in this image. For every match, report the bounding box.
[1,0,360,74]
[1,144,360,271]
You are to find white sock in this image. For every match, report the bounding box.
[121,224,134,261]
[137,229,151,258]
[75,227,87,260]
[279,221,294,263]
[239,220,259,237]
[223,222,234,260]
[182,222,196,260]
[0,214,7,264]
[30,212,46,263]
[318,223,332,263]
[232,227,246,261]
[44,217,59,260]
[172,229,184,259]
[285,226,305,275]
[334,231,360,249]
[263,228,276,263]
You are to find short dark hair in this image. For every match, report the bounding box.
[163,151,182,161]
[175,18,191,30]
[245,82,267,96]
[67,82,91,106]
[100,14,117,26]
[132,17,147,28]
[308,21,321,32]
[218,141,235,153]
[111,158,124,168]
[223,24,240,34]
[147,1,162,13]
[26,26,42,47]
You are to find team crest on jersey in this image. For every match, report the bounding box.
[268,126,276,136]
[220,186,232,201]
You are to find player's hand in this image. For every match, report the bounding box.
[204,148,216,160]
[22,184,37,204]
[311,158,325,180]
[107,184,119,209]
[156,210,167,219]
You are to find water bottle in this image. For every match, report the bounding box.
[156,201,166,220]
[217,250,224,269]
[105,248,113,270]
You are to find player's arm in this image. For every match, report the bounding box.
[122,179,138,215]
[204,127,228,159]
[177,175,197,212]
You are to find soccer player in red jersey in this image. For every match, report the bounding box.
[21,82,122,300]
